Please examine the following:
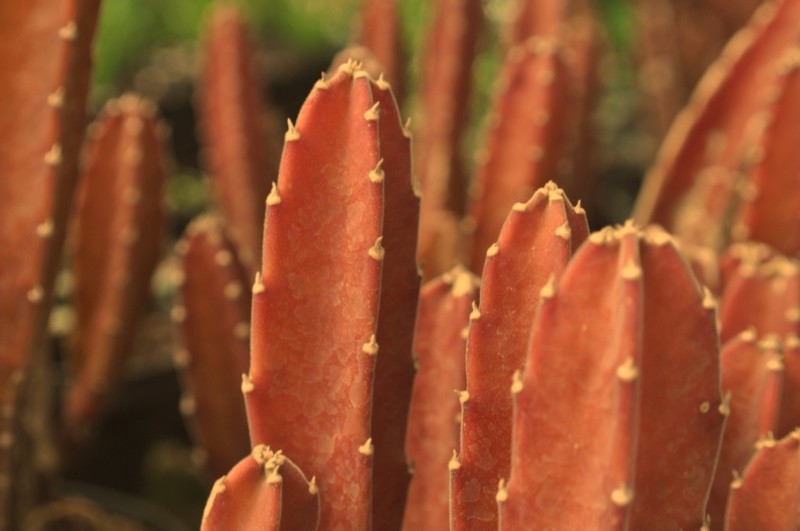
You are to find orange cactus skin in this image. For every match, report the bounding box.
[201,445,319,531]
[724,430,800,530]
[0,1,100,525]
[67,95,168,430]
[706,332,783,530]
[500,225,723,530]
[451,183,588,530]
[199,4,279,275]
[402,267,477,531]
[174,216,251,479]
[244,63,418,530]
[634,0,800,253]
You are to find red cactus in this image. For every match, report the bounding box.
[731,51,800,256]
[243,62,418,529]
[198,4,279,274]
[500,224,724,529]
[634,0,800,252]
[415,0,484,278]
[451,182,588,530]
[173,216,251,478]
[706,331,783,529]
[201,445,319,531]
[359,0,407,105]
[719,248,799,343]
[68,95,168,429]
[403,266,477,531]
[724,430,800,530]
[465,39,574,274]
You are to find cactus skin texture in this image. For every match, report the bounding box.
[0,1,100,526]
[634,0,800,253]
[199,4,279,274]
[173,216,251,479]
[402,266,477,531]
[244,62,418,530]
[451,183,588,530]
[706,332,783,530]
[499,224,724,530]
[466,39,574,275]
[201,445,319,531]
[724,430,800,530]
[67,95,167,430]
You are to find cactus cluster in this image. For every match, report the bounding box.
[3,0,800,529]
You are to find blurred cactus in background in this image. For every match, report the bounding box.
[6,0,800,529]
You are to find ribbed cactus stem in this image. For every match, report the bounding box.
[173,216,251,478]
[0,1,100,525]
[719,250,800,343]
[402,266,477,531]
[201,445,319,531]
[451,183,588,530]
[416,0,483,278]
[465,38,573,274]
[500,224,723,529]
[724,430,800,530]
[198,4,279,274]
[634,0,800,252]
[244,62,418,530]
[706,331,784,529]
[67,94,168,430]
[731,50,800,255]
[359,0,407,105]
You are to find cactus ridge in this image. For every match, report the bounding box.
[451,182,588,530]
[198,4,279,275]
[403,266,477,531]
[501,223,723,529]
[68,94,168,430]
[173,215,251,478]
[245,61,418,530]
[465,38,574,274]
[201,445,319,531]
[634,0,800,252]
[724,429,800,530]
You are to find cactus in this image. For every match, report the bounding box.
[198,4,280,274]
[173,216,251,478]
[634,0,800,253]
[706,331,783,529]
[465,39,574,274]
[415,0,483,279]
[451,182,588,529]
[243,62,418,530]
[724,430,800,530]
[0,1,101,526]
[201,445,319,531]
[402,266,477,531]
[499,223,724,529]
[67,94,168,431]
[358,0,407,105]
[730,50,800,255]
[719,247,799,343]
